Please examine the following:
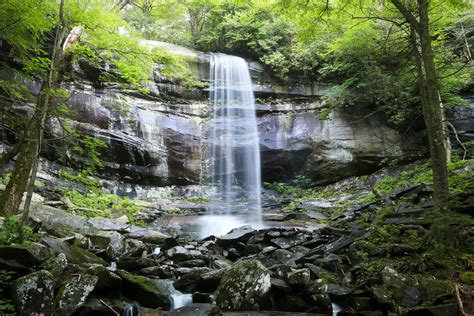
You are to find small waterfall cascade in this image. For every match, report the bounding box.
[155,280,193,310]
[206,53,262,221]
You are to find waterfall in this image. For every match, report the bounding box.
[207,53,262,217]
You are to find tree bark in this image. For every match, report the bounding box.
[391,0,449,212]
[0,141,21,178]
[0,0,67,217]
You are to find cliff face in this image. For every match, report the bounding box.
[4,41,471,186]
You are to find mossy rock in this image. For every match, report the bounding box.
[116,270,171,309]
[0,242,51,270]
[54,274,98,315]
[215,259,271,311]
[12,270,55,316]
[87,264,122,293]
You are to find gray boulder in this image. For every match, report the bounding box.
[54,274,98,315]
[12,270,55,316]
[215,260,271,311]
[116,270,171,309]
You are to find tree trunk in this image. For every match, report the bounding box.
[391,0,449,212]
[0,96,43,215]
[0,141,21,178]
[0,0,67,217]
[417,0,449,212]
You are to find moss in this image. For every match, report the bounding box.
[69,245,106,265]
[61,188,142,224]
[459,272,474,284]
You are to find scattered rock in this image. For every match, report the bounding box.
[215,260,271,311]
[12,270,56,316]
[271,233,306,249]
[55,274,98,315]
[87,231,126,260]
[0,243,51,270]
[174,268,211,292]
[217,226,257,246]
[116,270,171,309]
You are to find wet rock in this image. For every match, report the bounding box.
[304,280,333,313]
[127,228,169,245]
[30,205,89,237]
[116,256,156,271]
[168,303,214,316]
[0,243,51,270]
[41,236,105,265]
[274,249,300,267]
[262,246,277,254]
[314,253,343,272]
[216,226,257,246]
[325,284,352,298]
[271,233,306,249]
[380,266,421,307]
[271,278,291,292]
[284,211,327,221]
[196,268,228,293]
[87,264,122,292]
[419,279,453,302]
[43,253,68,278]
[124,238,147,257]
[12,270,55,316]
[324,236,354,254]
[402,286,421,308]
[139,266,173,278]
[116,270,171,309]
[267,230,281,238]
[174,267,211,292]
[210,258,232,270]
[192,292,212,304]
[167,246,191,261]
[286,268,310,285]
[55,274,98,315]
[180,259,206,267]
[304,263,331,278]
[247,233,266,245]
[88,230,126,260]
[215,260,271,311]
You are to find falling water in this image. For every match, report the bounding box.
[202,53,262,236]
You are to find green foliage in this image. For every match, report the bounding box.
[374,159,474,195]
[0,270,17,316]
[61,188,142,223]
[0,216,38,246]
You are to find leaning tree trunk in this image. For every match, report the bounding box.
[0,97,43,215]
[391,0,449,212]
[417,0,449,212]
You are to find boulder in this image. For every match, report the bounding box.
[41,235,105,265]
[116,257,156,271]
[216,226,258,246]
[12,270,55,316]
[286,268,311,285]
[0,243,51,270]
[87,230,126,260]
[215,260,271,311]
[87,264,122,292]
[270,233,306,249]
[196,268,228,293]
[55,274,98,315]
[173,267,211,292]
[116,270,171,309]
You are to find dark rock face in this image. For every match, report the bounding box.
[0,41,436,188]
